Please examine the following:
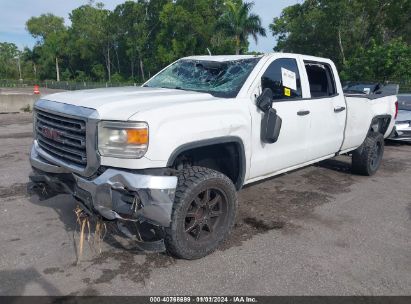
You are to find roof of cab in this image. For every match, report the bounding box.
[182,53,333,64]
[182,55,264,61]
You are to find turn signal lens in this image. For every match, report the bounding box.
[127,129,148,144]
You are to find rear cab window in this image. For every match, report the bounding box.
[304,61,337,98]
[261,58,302,101]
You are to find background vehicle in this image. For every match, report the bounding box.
[29,53,397,259]
[388,94,411,142]
[343,82,382,94]
[343,82,399,95]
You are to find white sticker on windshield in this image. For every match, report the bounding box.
[281,67,297,91]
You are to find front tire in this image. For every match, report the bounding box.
[165,166,237,259]
[352,132,384,176]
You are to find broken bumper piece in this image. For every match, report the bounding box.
[73,169,177,227]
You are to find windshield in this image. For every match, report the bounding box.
[144,58,261,98]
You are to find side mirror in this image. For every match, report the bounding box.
[261,108,282,143]
[256,88,273,112]
[256,88,282,144]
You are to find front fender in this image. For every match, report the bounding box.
[129,98,252,176]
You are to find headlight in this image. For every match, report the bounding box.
[98,121,148,158]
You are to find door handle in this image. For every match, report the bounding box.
[297,110,310,116]
[334,106,346,113]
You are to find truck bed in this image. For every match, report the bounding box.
[341,94,397,152]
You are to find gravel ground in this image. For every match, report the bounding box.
[0,113,410,296]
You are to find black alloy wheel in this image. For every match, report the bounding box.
[165,166,237,260]
[184,188,227,241]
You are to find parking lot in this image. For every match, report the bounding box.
[0,113,410,296]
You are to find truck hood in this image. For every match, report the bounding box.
[43,86,220,120]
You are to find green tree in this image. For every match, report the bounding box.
[383,0,411,44]
[342,39,411,82]
[0,42,20,79]
[91,64,106,80]
[270,0,411,81]
[216,1,266,55]
[270,1,363,67]
[69,3,114,81]
[26,13,67,81]
[155,0,232,65]
[21,47,40,80]
[112,1,151,81]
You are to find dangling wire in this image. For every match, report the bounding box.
[74,205,107,264]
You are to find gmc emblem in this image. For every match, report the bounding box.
[42,127,61,141]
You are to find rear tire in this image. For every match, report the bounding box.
[352,132,384,176]
[165,166,237,260]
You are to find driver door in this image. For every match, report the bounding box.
[248,56,311,181]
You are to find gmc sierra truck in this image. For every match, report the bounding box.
[29,53,398,259]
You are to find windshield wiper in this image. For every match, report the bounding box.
[170,86,190,91]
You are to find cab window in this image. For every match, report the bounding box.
[261,58,302,101]
[304,61,336,97]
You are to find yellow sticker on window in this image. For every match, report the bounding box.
[284,87,291,97]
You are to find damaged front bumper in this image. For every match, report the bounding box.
[73,169,177,227]
[29,144,178,228]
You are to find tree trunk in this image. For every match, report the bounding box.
[338,28,346,66]
[140,59,145,82]
[131,61,134,79]
[33,64,37,80]
[235,35,241,55]
[115,47,121,74]
[55,57,60,82]
[106,47,111,82]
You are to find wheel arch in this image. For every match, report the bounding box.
[354,114,391,155]
[167,136,246,190]
[369,114,392,135]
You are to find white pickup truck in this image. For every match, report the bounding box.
[29,53,398,259]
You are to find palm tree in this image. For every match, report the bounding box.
[217,1,266,55]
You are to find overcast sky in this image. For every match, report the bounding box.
[0,0,299,52]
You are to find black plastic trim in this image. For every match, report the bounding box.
[369,114,392,135]
[167,136,247,190]
[297,110,310,116]
[272,93,340,103]
[334,106,346,113]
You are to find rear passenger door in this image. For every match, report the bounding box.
[302,60,347,160]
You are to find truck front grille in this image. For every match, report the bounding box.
[35,109,87,167]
